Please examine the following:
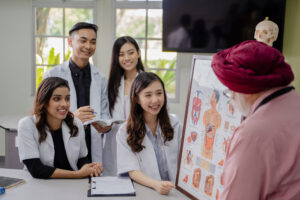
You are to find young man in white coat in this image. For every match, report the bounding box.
[43,22,111,164]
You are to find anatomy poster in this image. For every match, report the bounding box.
[176,56,242,200]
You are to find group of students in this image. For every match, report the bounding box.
[17,22,180,195]
[16,21,300,199]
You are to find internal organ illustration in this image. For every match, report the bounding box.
[229,103,235,115]
[191,90,202,125]
[192,168,201,189]
[191,131,197,142]
[223,137,230,153]
[224,121,229,131]
[183,174,188,183]
[216,189,220,200]
[204,175,214,196]
[202,90,222,160]
[184,150,194,168]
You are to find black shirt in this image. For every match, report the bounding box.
[69,59,91,108]
[51,128,72,170]
[69,59,92,161]
[23,128,90,179]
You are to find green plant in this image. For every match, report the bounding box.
[36,47,61,89]
[147,59,176,94]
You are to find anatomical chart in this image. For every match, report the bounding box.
[176,56,242,200]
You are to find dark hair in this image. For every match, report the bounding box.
[69,22,98,36]
[33,77,78,143]
[126,72,174,153]
[107,36,145,115]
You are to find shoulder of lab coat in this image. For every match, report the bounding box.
[43,61,70,79]
[116,122,141,175]
[17,116,40,161]
[73,117,88,159]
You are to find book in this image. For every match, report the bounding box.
[83,118,124,127]
[0,176,25,189]
[87,176,135,197]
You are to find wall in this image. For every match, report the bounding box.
[0,0,33,156]
[283,0,300,92]
[0,0,299,156]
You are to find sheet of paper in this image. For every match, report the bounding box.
[91,176,135,195]
[83,118,124,126]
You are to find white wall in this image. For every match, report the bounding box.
[0,0,33,156]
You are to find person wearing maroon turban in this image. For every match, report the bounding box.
[211,40,300,200]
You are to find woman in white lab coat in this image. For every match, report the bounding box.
[103,36,145,175]
[17,77,102,179]
[116,72,182,195]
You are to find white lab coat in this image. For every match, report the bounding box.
[116,115,182,182]
[17,116,87,170]
[43,60,110,163]
[103,75,130,176]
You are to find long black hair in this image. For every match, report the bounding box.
[33,77,78,143]
[107,36,145,115]
[126,72,174,153]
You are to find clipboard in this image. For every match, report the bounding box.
[87,189,135,197]
[0,176,25,189]
[87,176,136,197]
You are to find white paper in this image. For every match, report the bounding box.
[83,118,124,126]
[91,176,135,195]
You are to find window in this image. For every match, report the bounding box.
[32,0,96,89]
[115,0,179,101]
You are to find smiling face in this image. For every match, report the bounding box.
[68,28,97,62]
[46,86,70,129]
[138,80,165,120]
[118,42,140,73]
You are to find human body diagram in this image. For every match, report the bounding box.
[202,90,222,160]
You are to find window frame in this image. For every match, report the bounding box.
[114,0,180,103]
[31,0,97,95]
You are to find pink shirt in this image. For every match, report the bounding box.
[221,87,300,200]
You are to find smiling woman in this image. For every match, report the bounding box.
[17,77,103,179]
[116,72,182,195]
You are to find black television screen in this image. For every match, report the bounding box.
[163,0,286,53]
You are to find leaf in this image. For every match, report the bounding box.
[47,47,56,65]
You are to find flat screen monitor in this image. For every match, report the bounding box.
[163,0,286,53]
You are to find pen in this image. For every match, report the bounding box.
[0,187,5,195]
[91,111,97,114]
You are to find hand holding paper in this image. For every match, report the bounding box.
[83,118,124,133]
[91,122,112,134]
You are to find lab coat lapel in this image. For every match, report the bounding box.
[112,76,125,119]
[61,121,75,169]
[139,130,161,180]
[44,127,54,148]
[89,64,100,117]
[62,60,77,112]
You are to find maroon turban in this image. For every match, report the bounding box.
[211,40,294,94]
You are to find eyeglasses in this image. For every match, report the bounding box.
[223,89,232,99]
